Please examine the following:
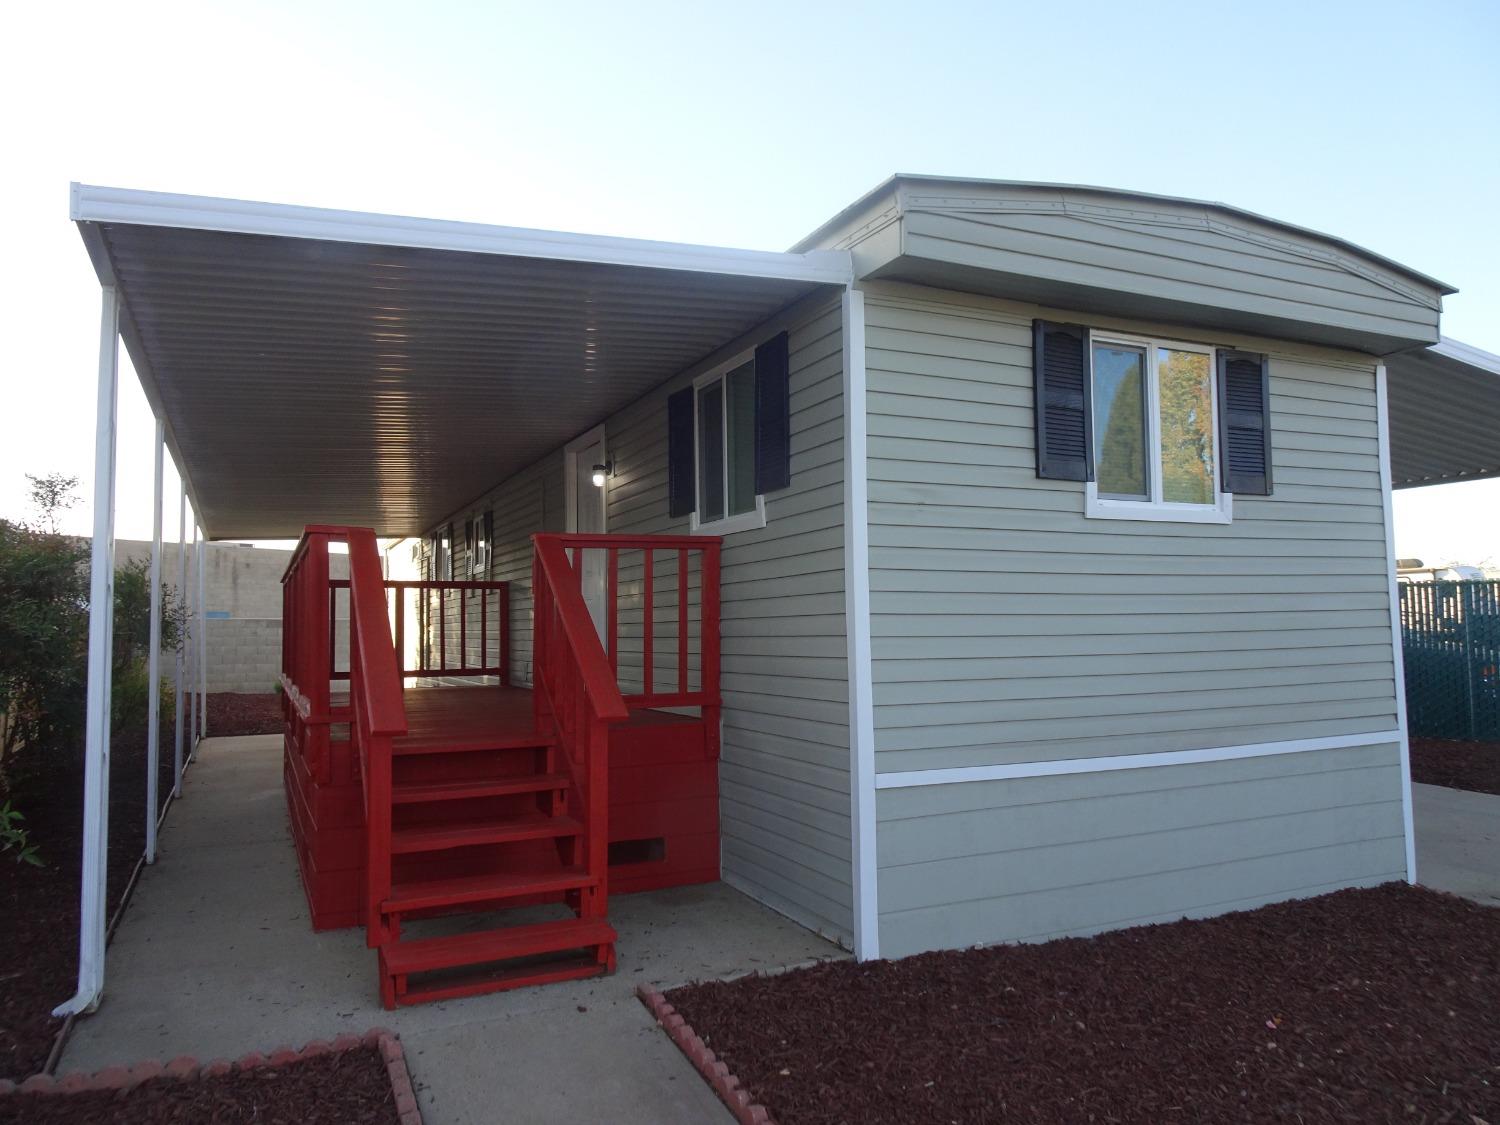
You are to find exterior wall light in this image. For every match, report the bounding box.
[591,462,612,488]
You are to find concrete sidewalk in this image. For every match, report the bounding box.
[1413,781,1500,907]
[61,734,844,1124]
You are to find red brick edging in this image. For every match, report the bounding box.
[0,1026,422,1124]
[637,983,778,1125]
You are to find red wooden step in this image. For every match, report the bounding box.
[381,916,616,978]
[392,731,556,756]
[392,773,569,804]
[391,812,582,854]
[383,866,596,913]
[390,955,606,1006]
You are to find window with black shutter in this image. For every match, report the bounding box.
[1035,321,1269,523]
[666,332,791,533]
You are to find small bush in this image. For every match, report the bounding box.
[110,658,176,735]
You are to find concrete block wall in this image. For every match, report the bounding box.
[116,539,349,695]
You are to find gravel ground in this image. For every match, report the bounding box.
[667,884,1500,1125]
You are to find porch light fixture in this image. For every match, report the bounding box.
[591,461,612,488]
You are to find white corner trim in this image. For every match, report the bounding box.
[70,182,855,286]
[874,730,1405,790]
[1376,362,1417,883]
[841,287,879,961]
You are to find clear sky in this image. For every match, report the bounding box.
[2,0,1496,561]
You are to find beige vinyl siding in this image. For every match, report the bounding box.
[864,285,1400,775]
[876,742,1407,958]
[600,296,852,943]
[419,293,854,945]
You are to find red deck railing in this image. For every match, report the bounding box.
[282,526,409,942]
[329,579,511,682]
[538,533,721,729]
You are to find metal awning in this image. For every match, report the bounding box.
[1387,337,1500,489]
[72,184,851,539]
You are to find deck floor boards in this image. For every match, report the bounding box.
[327,683,696,752]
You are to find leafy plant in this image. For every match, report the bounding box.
[0,800,41,866]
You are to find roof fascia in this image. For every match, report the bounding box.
[70,182,853,287]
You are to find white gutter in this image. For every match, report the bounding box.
[1377,361,1418,883]
[55,287,121,1017]
[70,182,854,287]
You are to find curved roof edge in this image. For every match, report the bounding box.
[790,173,1456,296]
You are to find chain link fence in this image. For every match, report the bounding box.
[1399,579,1500,740]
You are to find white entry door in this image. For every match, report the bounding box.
[565,427,609,644]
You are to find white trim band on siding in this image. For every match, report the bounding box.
[842,288,879,961]
[1376,361,1418,883]
[875,730,1405,790]
[70,183,855,286]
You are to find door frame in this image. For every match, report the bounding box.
[564,423,608,534]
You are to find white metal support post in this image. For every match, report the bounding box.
[173,484,186,797]
[55,286,121,1017]
[196,528,206,749]
[145,420,164,863]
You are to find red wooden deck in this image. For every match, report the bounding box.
[298,683,718,923]
[283,529,721,1005]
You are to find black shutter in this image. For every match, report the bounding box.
[667,387,696,518]
[1033,320,1093,481]
[1217,350,1272,495]
[754,331,791,494]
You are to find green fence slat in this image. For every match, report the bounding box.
[1401,578,1500,740]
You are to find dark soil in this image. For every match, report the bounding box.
[0,691,276,1080]
[0,719,175,1081]
[0,1045,399,1125]
[1410,736,1500,795]
[208,691,283,737]
[667,884,1500,1125]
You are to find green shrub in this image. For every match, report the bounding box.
[0,800,41,866]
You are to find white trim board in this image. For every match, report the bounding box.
[841,288,879,961]
[71,182,854,286]
[1376,362,1418,884]
[875,730,1405,790]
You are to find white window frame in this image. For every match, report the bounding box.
[1085,330,1232,525]
[689,348,768,536]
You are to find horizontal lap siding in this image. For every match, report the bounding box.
[417,295,853,947]
[862,286,1406,958]
[864,291,1399,773]
[876,743,1407,957]
[899,203,1439,346]
[604,298,853,944]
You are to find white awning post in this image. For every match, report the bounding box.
[196,529,206,750]
[173,483,186,797]
[55,286,121,1017]
[145,419,164,863]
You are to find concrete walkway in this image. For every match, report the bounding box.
[1413,781,1500,906]
[61,735,844,1124]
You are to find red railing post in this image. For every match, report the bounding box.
[702,540,721,757]
[677,548,688,695]
[642,548,654,698]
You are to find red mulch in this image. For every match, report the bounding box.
[0,1045,399,1125]
[1410,737,1500,796]
[666,884,1500,1125]
[208,692,283,737]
